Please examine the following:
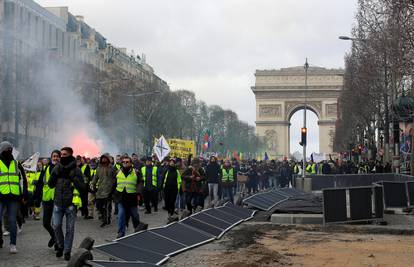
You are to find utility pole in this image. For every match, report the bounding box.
[302,58,309,178]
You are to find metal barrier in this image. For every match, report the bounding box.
[323,185,384,224]
[407,181,414,207]
[309,173,414,191]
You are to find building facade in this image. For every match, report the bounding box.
[0,0,168,157]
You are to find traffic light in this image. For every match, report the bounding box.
[299,127,307,146]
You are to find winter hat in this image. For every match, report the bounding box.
[0,141,13,154]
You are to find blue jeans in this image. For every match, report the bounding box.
[222,186,234,204]
[0,200,19,245]
[53,205,76,254]
[175,192,185,209]
[117,203,140,237]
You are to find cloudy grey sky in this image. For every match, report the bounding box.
[37,0,357,154]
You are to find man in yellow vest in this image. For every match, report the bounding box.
[221,159,236,204]
[27,161,43,220]
[113,156,148,238]
[140,157,160,214]
[34,150,61,249]
[76,156,92,220]
[0,141,28,254]
[48,147,85,261]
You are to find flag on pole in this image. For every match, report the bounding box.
[22,152,40,172]
[153,135,171,162]
[202,129,211,150]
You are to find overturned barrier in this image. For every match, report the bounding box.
[92,203,255,266]
[242,187,310,211]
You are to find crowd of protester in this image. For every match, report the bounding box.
[0,140,393,260]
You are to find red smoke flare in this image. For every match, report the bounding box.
[69,132,101,157]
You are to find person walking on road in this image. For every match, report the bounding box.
[0,141,28,254]
[140,157,159,214]
[163,158,181,222]
[34,150,61,249]
[182,158,205,214]
[221,159,236,204]
[48,147,85,261]
[91,154,116,227]
[205,156,220,207]
[113,156,147,239]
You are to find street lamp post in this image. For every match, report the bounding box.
[302,59,309,178]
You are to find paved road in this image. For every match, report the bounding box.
[0,206,170,267]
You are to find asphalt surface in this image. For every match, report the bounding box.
[0,206,169,267]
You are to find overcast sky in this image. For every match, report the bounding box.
[36,0,357,154]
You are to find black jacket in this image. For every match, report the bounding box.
[48,156,86,208]
[163,166,179,191]
[205,162,221,183]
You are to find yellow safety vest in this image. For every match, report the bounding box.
[72,187,82,208]
[42,165,54,202]
[81,164,87,180]
[294,165,299,174]
[311,163,317,174]
[221,167,234,182]
[115,163,121,171]
[141,166,158,187]
[26,171,40,193]
[163,170,182,190]
[0,160,20,196]
[116,169,137,193]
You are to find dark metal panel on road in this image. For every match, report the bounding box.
[323,189,347,223]
[149,223,214,247]
[94,242,168,265]
[192,212,232,230]
[203,208,243,225]
[218,206,254,220]
[89,260,157,267]
[349,187,373,221]
[180,218,223,237]
[251,194,277,206]
[278,187,306,197]
[116,231,187,256]
[243,190,288,211]
[224,202,256,217]
[243,197,271,210]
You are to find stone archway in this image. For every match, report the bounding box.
[251,66,343,159]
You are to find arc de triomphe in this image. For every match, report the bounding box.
[251,66,344,159]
